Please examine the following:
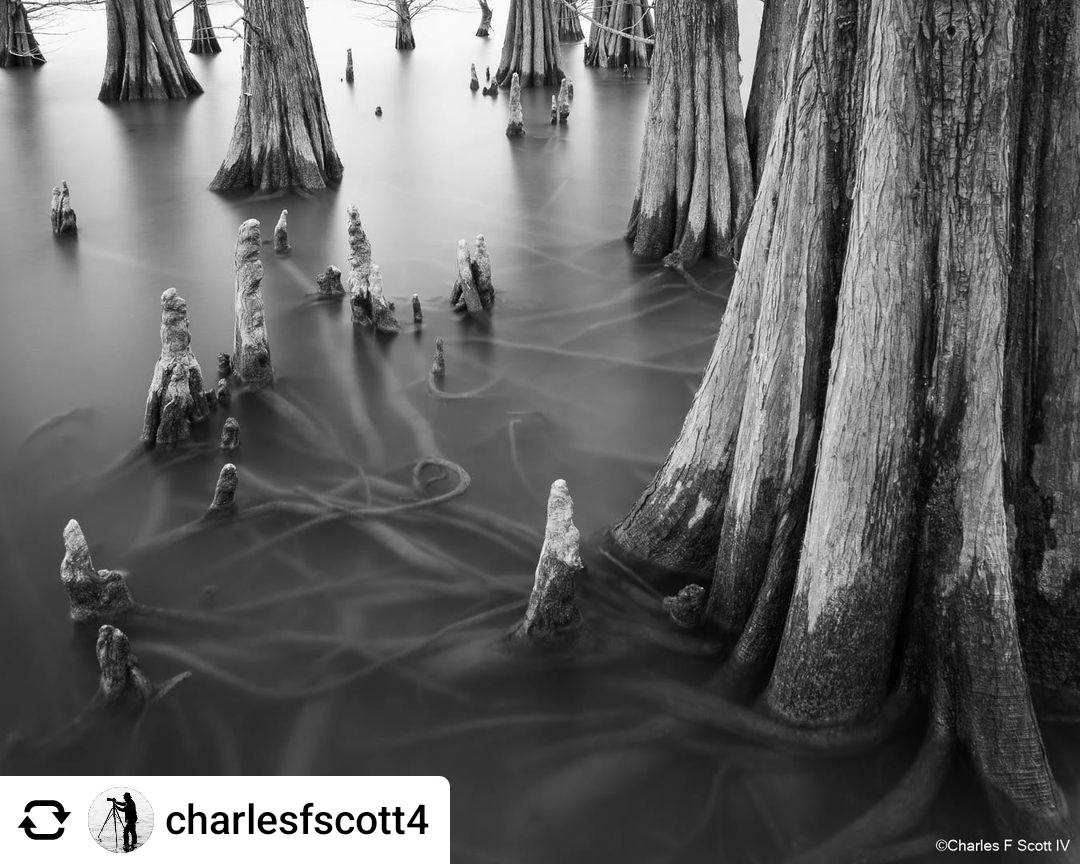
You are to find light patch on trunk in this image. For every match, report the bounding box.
[687,495,712,529]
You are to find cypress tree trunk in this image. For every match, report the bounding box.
[395,0,415,49]
[584,0,653,68]
[99,0,202,100]
[209,0,343,193]
[0,0,44,67]
[476,0,493,36]
[190,0,221,54]
[744,0,797,187]
[612,0,1079,849]
[625,0,752,265]
[556,0,583,42]
[494,0,564,87]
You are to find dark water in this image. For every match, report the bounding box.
[1,3,1072,862]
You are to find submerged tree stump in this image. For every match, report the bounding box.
[220,417,240,451]
[663,584,706,629]
[217,352,232,380]
[412,293,423,324]
[556,78,571,123]
[189,0,221,54]
[470,63,480,91]
[215,377,230,407]
[431,337,445,378]
[142,288,210,446]
[274,209,290,254]
[96,624,188,706]
[512,480,584,644]
[476,0,493,36]
[49,182,76,235]
[395,0,415,49]
[316,265,344,297]
[584,0,654,68]
[449,236,495,318]
[208,463,238,515]
[0,0,44,67]
[346,206,374,325]
[233,219,274,389]
[495,0,564,86]
[209,0,342,192]
[345,47,354,83]
[368,265,401,335]
[99,0,202,100]
[556,0,584,42]
[505,72,525,136]
[60,520,134,624]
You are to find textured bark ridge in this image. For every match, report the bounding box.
[0,0,44,67]
[394,0,415,49]
[513,480,584,644]
[209,0,342,192]
[613,0,1079,849]
[449,236,495,318]
[625,0,752,264]
[60,520,134,624]
[584,0,654,68]
[744,0,797,188]
[476,0,493,36]
[556,0,583,41]
[142,288,210,446]
[99,0,202,101]
[232,219,274,389]
[49,182,77,235]
[316,265,344,297]
[505,73,525,136]
[189,0,221,54]
[208,463,238,515]
[96,624,188,706]
[494,0,564,87]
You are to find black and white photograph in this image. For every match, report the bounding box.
[0,0,1078,862]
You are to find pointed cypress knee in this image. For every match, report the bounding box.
[233,219,274,389]
[142,288,210,446]
[220,417,240,451]
[274,209,290,254]
[470,63,480,91]
[316,265,344,297]
[50,182,77,235]
[60,519,134,624]
[506,73,525,137]
[663,584,706,629]
[96,624,189,706]
[345,48,354,83]
[431,337,446,379]
[208,464,239,516]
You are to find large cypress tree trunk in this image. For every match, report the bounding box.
[494,0,564,87]
[556,0,583,42]
[394,0,415,49]
[0,0,44,67]
[583,0,653,68]
[99,0,202,100]
[189,0,221,54]
[744,0,797,187]
[625,0,752,265]
[209,0,343,193]
[612,0,1079,848]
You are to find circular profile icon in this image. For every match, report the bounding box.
[88,787,153,853]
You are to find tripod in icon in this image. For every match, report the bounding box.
[97,798,129,850]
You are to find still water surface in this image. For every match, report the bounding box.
[0,3,1068,862]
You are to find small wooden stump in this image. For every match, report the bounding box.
[375,105,383,117]
[215,377,231,408]
[506,73,525,137]
[316,265,344,297]
[512,480,584,644]
[557,79,571,123]
[347,206,374,325]
[217,352,232,380]
[368,265,401,335]
[476,0,493,36]
[431,337,446,379]
[96,624,189,706]
[345,48,354,83]
[274,208,290,254]
[413,294,423,324]
[233,219,274,389]
[208,463,238,515]
[449,235,495,318]
[220,417,240,451]
[142,288,210,446]
[663,584,706,629]
[550,95,557,124]
[50,181,77,235]
[470,63,480,91]
[60,520,134,624]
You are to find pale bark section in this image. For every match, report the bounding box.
[0,0,44,66]
[584,0,653,68]
[744,0,798,187]
[209,0,343,192]
[99,0,202,100]
[495,0,564,86]
[626,0,752,264]
[765,0,926,726]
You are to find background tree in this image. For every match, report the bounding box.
[474,0,490,35]
[209,0,342,192]
[625,0,750,264]
[352,0,452,49]
[98,0,201,99]
[494,0,562,86]
[189,0,219,53]
[582,0,652,69]
[555,0,580,41]
[1,0,44,65]
[612,0,1080,852]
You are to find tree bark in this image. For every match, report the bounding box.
[190,0,221,54]
[556,0,583,42]
[744,0,798,188]
[494,0,564,87]
[583,0,653,68]
[612,0,1079,843]
[99,0,202,100]
[0,0,43,67]
[395,0,415,49]
[625,0,752,265]
[209,0,343,192]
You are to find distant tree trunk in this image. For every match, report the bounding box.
[99,0,202,100]
[476,0,493,36]
[190,0,221,54]
[209,0,343,193]
[395,0,415,49]
[584,0,653,68]
[494,0,564,87]
[613,0,1079,850]
[0,0,44,67]
[625,0,751,264]
[744,0,797,187]
[556,0,583,42]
